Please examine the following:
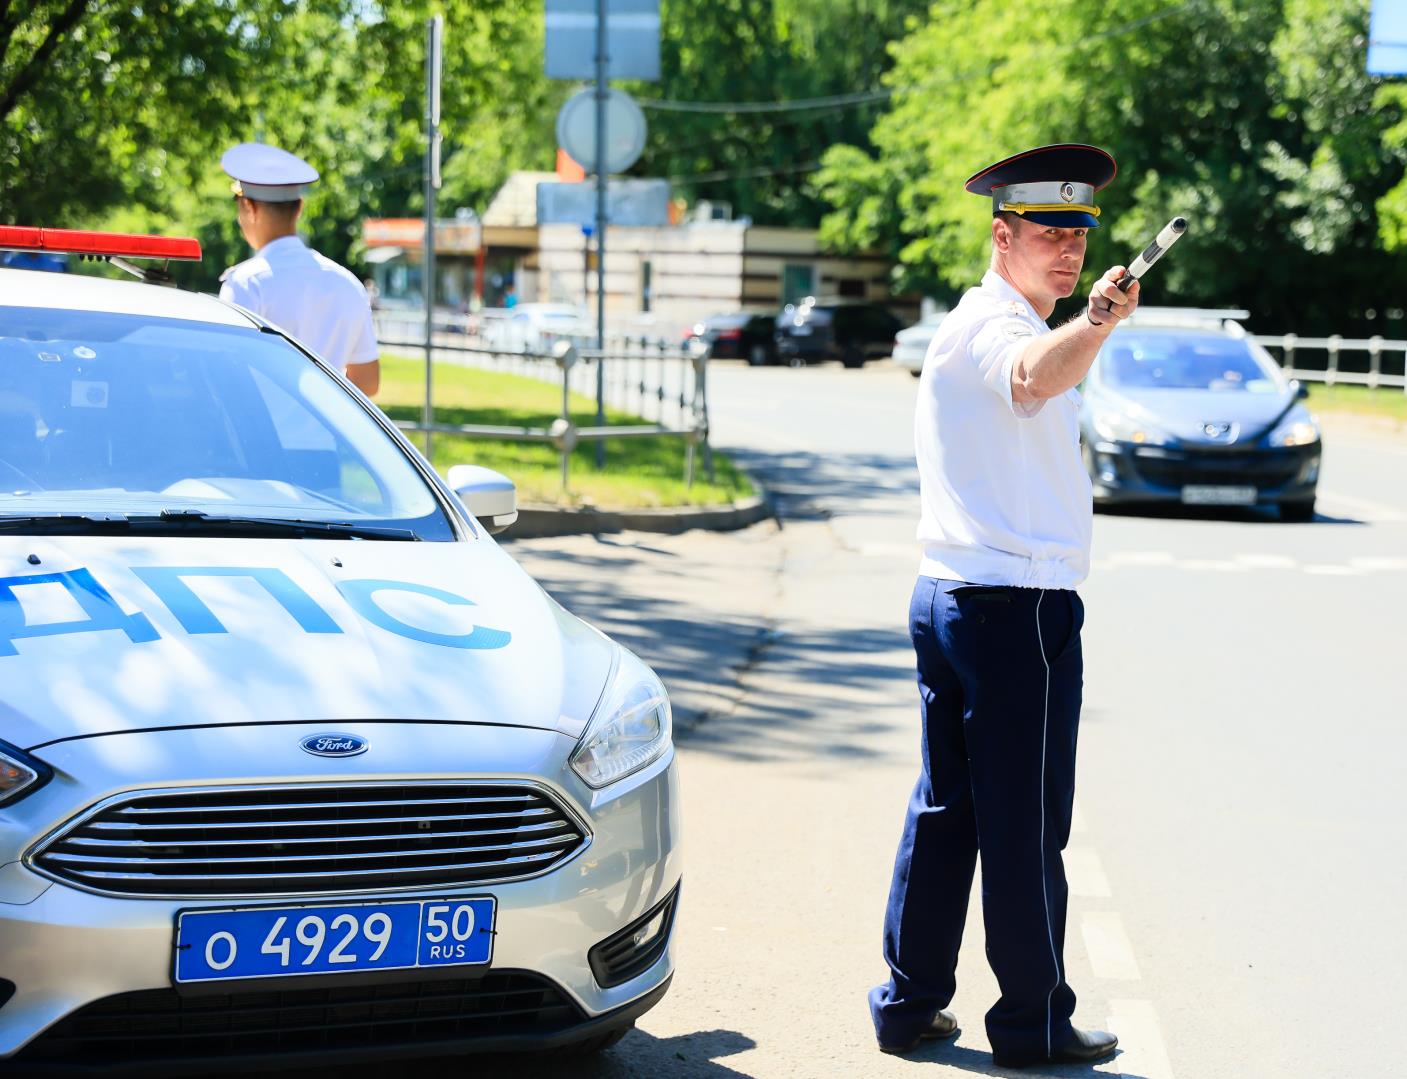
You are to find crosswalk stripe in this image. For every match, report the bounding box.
[1081,912,1143,981]
[1107,998,1176,1079]
[1066,848,1113,898]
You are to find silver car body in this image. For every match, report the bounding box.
[892,313,946,375]
[0,267,680,1067]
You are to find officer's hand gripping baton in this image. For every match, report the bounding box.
[1090,216,1185,324]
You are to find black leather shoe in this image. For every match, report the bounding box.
[877,1009,959,1054]
[993,1027,1118,1068]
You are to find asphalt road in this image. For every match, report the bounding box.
[333,360,1407,1078]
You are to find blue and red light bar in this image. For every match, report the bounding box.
[0,226,201,261]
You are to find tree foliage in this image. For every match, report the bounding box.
[4,0,917,289]
[7,0,1405,332]
[630,0,929,224]
[815,0,1407,333]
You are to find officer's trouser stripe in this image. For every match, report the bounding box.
[1035,589,1060,1057]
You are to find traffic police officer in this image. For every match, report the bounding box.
[870,144,1139,1068]
[220,143,380,397]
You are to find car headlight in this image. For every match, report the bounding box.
[0,739,51,807]
[1267,407,1320,447]
[570,648,673,789]
[1090,409,1169,446]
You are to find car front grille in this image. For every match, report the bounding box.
[1131,448,1303,490]
[16,971,581,1065]
[29,782,588,898]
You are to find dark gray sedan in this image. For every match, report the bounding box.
[1080,312,1321,521]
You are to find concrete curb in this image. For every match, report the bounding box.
[504,489,776,540]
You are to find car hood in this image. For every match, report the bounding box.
[1089,387,1295,442]
[0,536,617,750]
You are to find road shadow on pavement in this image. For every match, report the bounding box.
[906,1037,1149,1078]
[724,446,919,522]
[511,527,914,766]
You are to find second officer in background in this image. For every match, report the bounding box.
[220,142,380,397]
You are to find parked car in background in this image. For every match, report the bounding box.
[773,298,904,369]
[1080,307,1322,521]
[480,303,592,353]
[683,312,777,365]
[892,312,947,377]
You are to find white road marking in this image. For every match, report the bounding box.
[1303,564,1363,576]
[1065,848,1113,898]
[1236,553,1299,569]
[1317,489,1407,522]
[1107,551,1177,566]
[1081,912,1143,981]
[1175,558,1241,572]
[1070,802,1087,834]
[1107,998,1176,1079]
[1350,556,1407,571]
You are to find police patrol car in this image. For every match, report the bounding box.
[0,228,679,1071]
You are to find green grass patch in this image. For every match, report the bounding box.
[376,354,754,508]
[1304,383,1407,427]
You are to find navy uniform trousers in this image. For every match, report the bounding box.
[870,576,1085,1065]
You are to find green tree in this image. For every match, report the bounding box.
[632,0,929,225]
[816,0,1407,333]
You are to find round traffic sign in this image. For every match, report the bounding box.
[556,88,648,175]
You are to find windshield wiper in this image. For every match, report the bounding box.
[0,512,133,534]
[0,510,419,541]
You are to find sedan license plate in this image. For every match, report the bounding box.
[175,897,494,984]
[1181,485,1257,506]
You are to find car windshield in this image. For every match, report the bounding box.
[1100,331,1283,392]
[0,306,455,539]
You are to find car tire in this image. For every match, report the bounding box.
[543,1022,633,1057]
[841,346,865,369]
[787,354,806,369]
[910,368,922,378]
[1280,499,1316,523]
[747,343,770,367]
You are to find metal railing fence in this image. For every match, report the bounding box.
[373,314,712,496]
[1251,334,1407,392]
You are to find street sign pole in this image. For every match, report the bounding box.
[423,15,443,462]
[593,0,608,468]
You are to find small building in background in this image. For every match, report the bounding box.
[361,172,906,334]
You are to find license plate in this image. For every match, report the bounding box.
[1181,485,1257,506]
[174,896,494,984]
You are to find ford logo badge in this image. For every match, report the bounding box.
[300,733,369,758]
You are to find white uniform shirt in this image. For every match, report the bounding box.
[915,269,1092,589]
[220,236,378,372]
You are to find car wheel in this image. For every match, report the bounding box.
[747,343,770,367]
[787,354,806,369]
[909,368,922,378]
[1280,499,1316,523]
[841,346,865,369]
[542,1022,633,1057]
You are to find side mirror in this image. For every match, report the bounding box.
[446,464,518,535]
[1293,380,1309,400]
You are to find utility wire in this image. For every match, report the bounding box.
[667,160,825,185]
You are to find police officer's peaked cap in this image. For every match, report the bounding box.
[221,142,319,203]
[965,143,1117,229]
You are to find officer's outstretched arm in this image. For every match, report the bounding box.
[1011,268,1138,406]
